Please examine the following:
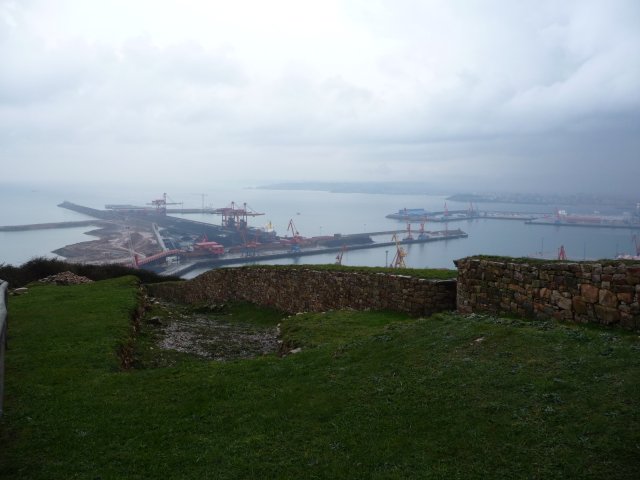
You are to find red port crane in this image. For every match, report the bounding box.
[558,245,567,260]
[286,219,304,243]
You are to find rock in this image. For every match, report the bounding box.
[147,316,162,326]
[290,347,302,354]
[572,297,588,315]
[12,287,28,295]
[556,297,572,311]
[617,292,634,304]
[580,284,599,303]
[39,271,93,286]
[598,289,618,308]
[595,305,620,325]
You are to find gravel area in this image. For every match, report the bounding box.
[145,300,280,361]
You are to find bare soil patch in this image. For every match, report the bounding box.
[52,221,160,264]
[143,299,280,362]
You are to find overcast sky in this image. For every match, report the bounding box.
[1,0,639,194]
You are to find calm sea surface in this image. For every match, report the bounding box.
[1,183,638,274]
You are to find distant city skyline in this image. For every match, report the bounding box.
[1,0,638,194]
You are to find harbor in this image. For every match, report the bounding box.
[386,204,640,228]
[0,195,469,275]
[2,189,640,272]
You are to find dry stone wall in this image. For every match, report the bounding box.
[146,267,456,317]
[455,257,640,329]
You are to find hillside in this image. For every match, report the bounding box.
[1,276,639,479]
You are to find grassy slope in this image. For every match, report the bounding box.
[1,279,639,479]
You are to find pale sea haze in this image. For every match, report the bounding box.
[1,183,638,274]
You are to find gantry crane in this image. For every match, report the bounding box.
[147,193,182,215]
[215,202,264,229]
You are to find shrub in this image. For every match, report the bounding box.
[0,257,180,288]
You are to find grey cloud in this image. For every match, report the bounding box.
[0,0,638,195]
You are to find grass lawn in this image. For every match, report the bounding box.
[1,276,639,479]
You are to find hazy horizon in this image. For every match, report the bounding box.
[1,1,639,194]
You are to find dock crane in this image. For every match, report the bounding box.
[558,245,567,260]
[390,234,408,268]
[216,202,264,229]
[335,245,347,265]
[285,219,304,252]
[404,223,414,241]
[418,222,429,240]
[633,235,640,256]
[147,193,182,215]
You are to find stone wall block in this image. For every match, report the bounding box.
[454,257,639,330]
[617,292,634,304]
[595,305,620,325]
[599,289,618,308]
[556,296,572,311]
[580,284,599,303]
[572,297,587,315]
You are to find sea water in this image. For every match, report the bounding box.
[1,183,638,272]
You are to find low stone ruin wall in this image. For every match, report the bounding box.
[146,267,456,317]
[455,257,640,329]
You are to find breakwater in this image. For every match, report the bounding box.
[0,220,108,232]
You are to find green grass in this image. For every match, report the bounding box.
[1,278,639,479]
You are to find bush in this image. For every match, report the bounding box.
[0,257,180,288]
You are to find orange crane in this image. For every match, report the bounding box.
[390,234,407,268]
